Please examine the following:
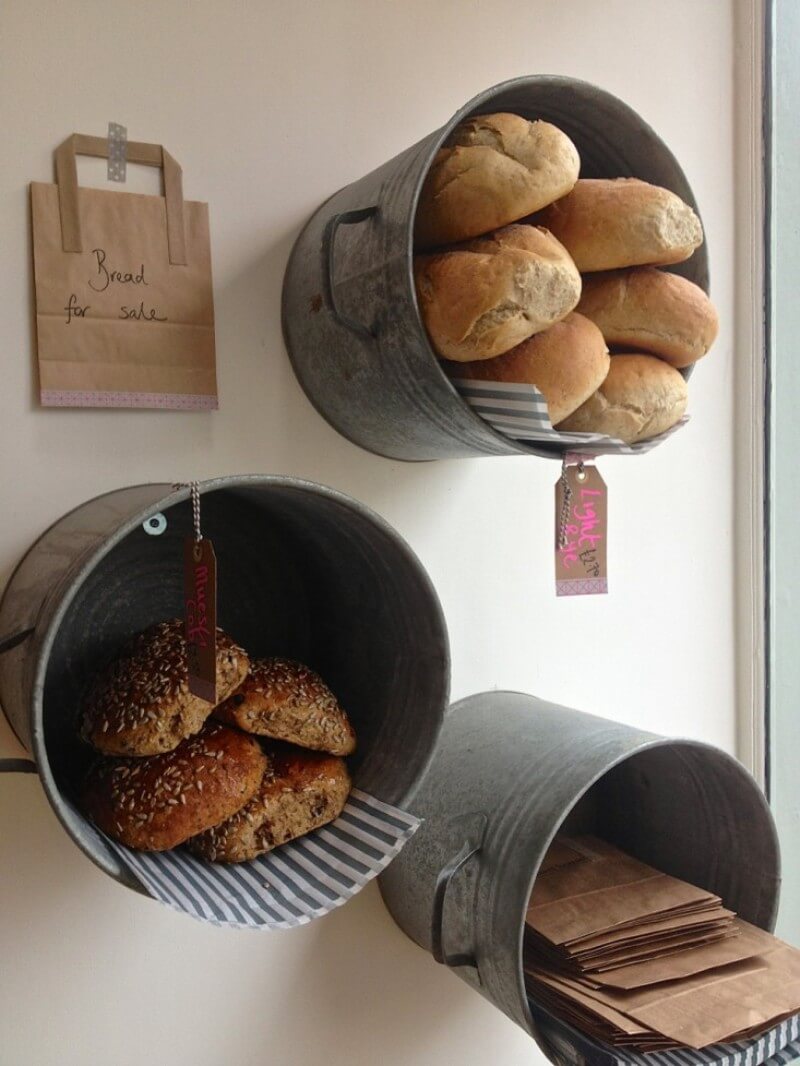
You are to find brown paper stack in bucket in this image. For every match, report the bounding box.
[524,835,800,1051]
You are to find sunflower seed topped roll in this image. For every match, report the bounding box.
[214,658,356,756]
[81,722,268,851]
[188,744,351,863]
[81,619,250,757]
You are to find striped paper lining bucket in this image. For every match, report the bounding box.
[102,788,419,929]
[530,1001,800,1066]
[453,380,688,457]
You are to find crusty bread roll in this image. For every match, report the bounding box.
[214,658,356,756]
[415,113,580,246]
[188,745,351,863]
[557,354,688,443]
[81,722,268,851]
[577,267,718,368]
[415,224,581,362]
[81,619,250,757]
[447,312,609,425]
[537,179,703,272]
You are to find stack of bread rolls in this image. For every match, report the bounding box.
[79,619,355,862]
[414,113,718,444]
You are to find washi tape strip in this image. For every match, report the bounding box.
[107,122,127,182]
[98,787,420,929]
[40,390,218,411]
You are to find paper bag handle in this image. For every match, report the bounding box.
[54,133,187,266]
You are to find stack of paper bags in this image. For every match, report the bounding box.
[524,836,800,1051]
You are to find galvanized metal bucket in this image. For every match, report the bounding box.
[282,75,709,461]
[378,691,780,1062]
[0,477,450,892]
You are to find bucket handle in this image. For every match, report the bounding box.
[322,206,379,340]
[0,759,37,773]
[0,628,37,773]
[431,813,487,977]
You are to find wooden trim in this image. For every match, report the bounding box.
[733,0,769,787]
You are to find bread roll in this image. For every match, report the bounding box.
[188,745,351,863]
[537,179,703,271]
[557,354,688,443]
[81,619,250,757]
[214,658,356,756]
[415,113,580,246]
[447,312,609,425]
[577,267,718,368]
[81,722,268,851]
[415,224,581,362]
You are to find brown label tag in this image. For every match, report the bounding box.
[555,464,608,596]
[183,537,217,702]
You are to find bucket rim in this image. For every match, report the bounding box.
[19,474,451,889]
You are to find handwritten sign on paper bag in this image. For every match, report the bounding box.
[30,133,217,410]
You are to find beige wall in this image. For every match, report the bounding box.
[0,2,736,1063]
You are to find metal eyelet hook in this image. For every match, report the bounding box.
[143,513,167,536]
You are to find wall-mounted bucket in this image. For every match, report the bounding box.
[378,692,780,1063]
[282,75,709,462]
[0,477,450,908]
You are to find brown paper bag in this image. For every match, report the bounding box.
[527,841,719,946]
[586,918,763,988]
[571,907,735,954]
[527,930,800,1049]
[31,133,217,409]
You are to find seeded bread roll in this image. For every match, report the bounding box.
[537,179,703,272]
[81,722,268,851]
[576,267,718,369]
[415,224,581,362]
[214,658,356,756]
[415,113,580,247]
[557,354,688,444]
[447,312,609,425]
[81,619,250,757]
[188,745,351,863]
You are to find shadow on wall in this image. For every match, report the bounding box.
[0,776,112,924]
[0,776,514,1065]
[255,883,508,1064]
[212,210,476,519]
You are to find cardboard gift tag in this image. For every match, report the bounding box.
[30,132,217,410]
[183,536,217,703]
[555,462,608,596]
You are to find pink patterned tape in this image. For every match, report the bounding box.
[41,390,218,411]
[556,577,608,597]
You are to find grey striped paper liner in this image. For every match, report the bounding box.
[529,999,800,1066]
[454,379,688,456]
[103,787,420,929]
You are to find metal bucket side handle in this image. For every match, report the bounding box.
[0,628,37,773]
[322,205,380,339]
[431,813,488,980]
